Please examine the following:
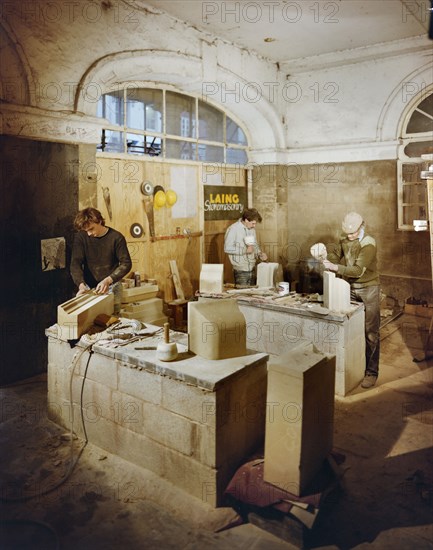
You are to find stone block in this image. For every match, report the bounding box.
[195,422,217,467]
[57,292,114,340]
[264,342,335,496]
[47,329,269,507]
[163,446,221,506]
[188,299,246,360]
[47,336,76,368]
[214,365,267,467]
[199,263,224,294]
[323,271,351,313]
[121,284,158,303]
[256,262,280,288]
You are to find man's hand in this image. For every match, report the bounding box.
[96,276,113,294]
[76,283,89,296]
[322,260,338,272]
[259,252,268,261]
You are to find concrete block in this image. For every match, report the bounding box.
[141,401,196,456]
[162,376,215,424]
[195,422,217,467]
[83,415,167,479]
[76,350,118,390]
[110,389,196,457]
[72,376,113,423]
[163,447,220,506]
[264,342,335,496]
[118,362,162,405]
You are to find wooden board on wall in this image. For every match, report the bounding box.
[204,220,234,283]
[201,165,248,284]
[96,157,200,300]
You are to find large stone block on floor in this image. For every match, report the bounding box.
[264,342,335,497]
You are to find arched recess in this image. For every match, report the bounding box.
[74,49,286,155]
[0,22,34,105]
[376,61,433,142]
[377,63,432,231]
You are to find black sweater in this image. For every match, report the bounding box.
[70,227,132,289]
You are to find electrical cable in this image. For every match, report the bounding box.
[0,342,94,503]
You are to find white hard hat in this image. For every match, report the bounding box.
[342,212,363,234]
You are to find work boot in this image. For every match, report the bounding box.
[361,373,378,389]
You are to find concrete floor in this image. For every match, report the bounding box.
[1,312,432,549]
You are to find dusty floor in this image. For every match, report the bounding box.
[1,313,432,549]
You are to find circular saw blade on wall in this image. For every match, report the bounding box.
[130,222,144,238]
[140,181,154,196]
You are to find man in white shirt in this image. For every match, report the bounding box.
[224,208,267,286]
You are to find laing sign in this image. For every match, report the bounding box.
[204,185,247,220]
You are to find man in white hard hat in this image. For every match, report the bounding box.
[322,212,380,389]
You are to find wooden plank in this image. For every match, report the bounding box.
[169,260,185,300]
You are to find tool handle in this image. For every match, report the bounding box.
[164,322,170,344]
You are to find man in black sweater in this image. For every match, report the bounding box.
[70,208,132,297]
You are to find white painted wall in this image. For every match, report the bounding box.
[0,1,431,164]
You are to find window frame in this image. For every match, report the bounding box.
[96,86,250,165]
[397,88,433,231]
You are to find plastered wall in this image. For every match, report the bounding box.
[253,161,432,305]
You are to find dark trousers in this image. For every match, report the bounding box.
[234,270,254,287]
[351,285,381,376]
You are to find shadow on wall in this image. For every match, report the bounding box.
[0,136,78,384]
[281,226,336,293]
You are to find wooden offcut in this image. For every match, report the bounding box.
[169,260,185,300]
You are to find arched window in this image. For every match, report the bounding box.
[96,87,249,164]
[397,89,433,230]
